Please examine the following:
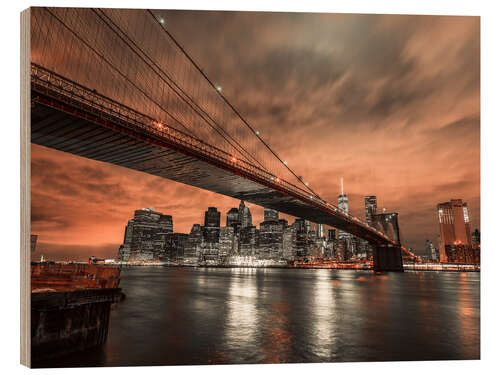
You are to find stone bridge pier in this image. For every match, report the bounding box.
[373,244,404,272]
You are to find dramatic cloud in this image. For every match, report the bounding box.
[31,10,479,260]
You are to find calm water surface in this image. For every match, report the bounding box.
[38,267,480,367]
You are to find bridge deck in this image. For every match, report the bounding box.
[30,64,394,245]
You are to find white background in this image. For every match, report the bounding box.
[1,0,498,374]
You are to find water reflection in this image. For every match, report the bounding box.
[223,268,259,362]
[310,269,336,360]
[33,268,480,368]
[456,272,480,359]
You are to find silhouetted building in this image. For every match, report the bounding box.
[293,218,307,232]
[264,208,279,222]
[305,220,311,234]
[201,238,220,264]
[202,227,220,244]
[328,229,337,241]
[295,230,309,258]
[471,228,480,264]
[282,227,296,260]
[164,233,188,263]
[325,237,336,259]
[202,207,221,247]
[219,226,236,258]
[472,228,480,247]
[313,235,326,258]
[364,196,377,227]
[204,207,221,228]
[437,199,473,263]
[226,207,240,232]
[317,223,324,238]
[239,201,252,228]
[338,178,350,243]
[117,208,173,261]
[259,219,284,259]
[425,239,438,262]
[184,224,203,265]
[336,239,348,261]
[278,219,289,231]
[239,226,259,257]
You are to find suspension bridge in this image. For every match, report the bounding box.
[29,7,410,271]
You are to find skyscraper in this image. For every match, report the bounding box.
[317,223,324,238]
[364,196,377,227]
[425,239,438,262]
[204,207,221,228]
[264,208,279,222]
[338,178,348,213]
[226,207,240,232]
[437,199,473,263]
[304,220,311,234]
[239,200,253,228]
[337,178,350,242]
[117,208,173,261]
[327,229,337,241]
[472,228,480,247]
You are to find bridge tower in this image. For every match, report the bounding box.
[373,244,404,272]
[372,212,403,272]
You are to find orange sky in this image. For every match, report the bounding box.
[31,11,480,260]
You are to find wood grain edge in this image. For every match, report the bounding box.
[20,7,31,368]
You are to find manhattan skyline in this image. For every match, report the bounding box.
[30,11,479,261]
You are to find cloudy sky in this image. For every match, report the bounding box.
[31,10,480,260]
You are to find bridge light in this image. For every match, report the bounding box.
[305,182,309,186]
[283,161,287,166]
[276,178,280,183]
[231,156,237,162]
[216,85,222,92]
[255,130,260,135]
[159,18,165,24]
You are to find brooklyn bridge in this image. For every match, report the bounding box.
[29,7,413,271]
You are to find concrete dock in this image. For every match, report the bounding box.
[31,263,122,362]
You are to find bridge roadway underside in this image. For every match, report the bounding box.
[31,96,402,263]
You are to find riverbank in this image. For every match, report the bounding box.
[115,262,479,272]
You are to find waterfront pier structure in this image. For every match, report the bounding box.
[31,263,122,362]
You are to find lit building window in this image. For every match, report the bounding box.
[438,208,443,223]
[463,207,470,223]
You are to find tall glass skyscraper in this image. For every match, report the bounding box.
[364,196,377,227]
[437,199,473,262]
[338,178,350,242]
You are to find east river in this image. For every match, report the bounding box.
[38,267,480,367]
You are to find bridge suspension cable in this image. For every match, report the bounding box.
[146,9,324,200]
[31,7,359,213]
[91,8,267,172]
[30,7,403,249]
